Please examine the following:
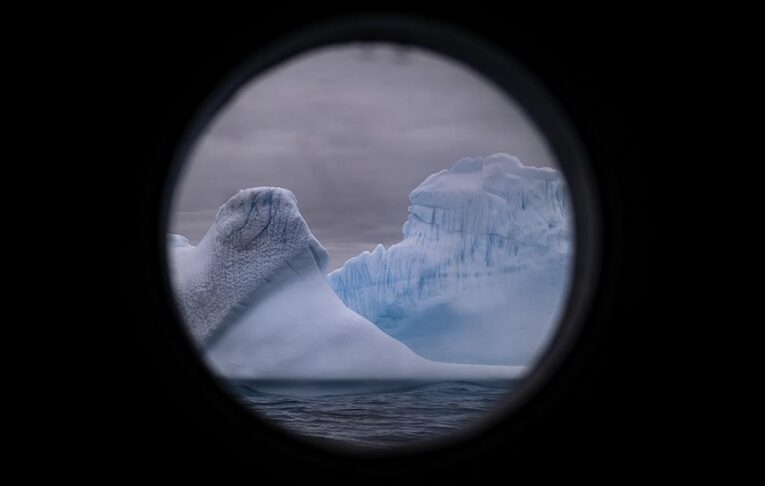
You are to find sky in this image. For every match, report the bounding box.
[170,44,558,270]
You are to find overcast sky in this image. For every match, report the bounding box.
[170,44,557,270]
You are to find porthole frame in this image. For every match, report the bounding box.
[157,13,603,467]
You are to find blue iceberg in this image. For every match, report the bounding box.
[329,153,573,366]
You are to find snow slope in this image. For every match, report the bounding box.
[329,154,573,365]
[168,187,524,381]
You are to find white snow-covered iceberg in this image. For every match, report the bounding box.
[168,187,523,382]
[329,153,573,366]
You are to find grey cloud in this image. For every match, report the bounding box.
[171,44,557,270]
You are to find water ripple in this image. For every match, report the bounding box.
[229,380,519,448]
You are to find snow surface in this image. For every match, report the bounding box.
[169,187,524,381]
[329,153,573,365]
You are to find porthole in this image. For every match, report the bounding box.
[161,16,599,455]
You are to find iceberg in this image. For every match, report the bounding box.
[168,187,524,382]
[168,188,330,343]
[329,153,573,366]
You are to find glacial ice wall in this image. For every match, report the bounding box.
[328,153,573,365]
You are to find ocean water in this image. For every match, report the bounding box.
[227,380,521,449]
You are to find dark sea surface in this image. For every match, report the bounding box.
[227,380,521,449]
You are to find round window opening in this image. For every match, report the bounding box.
[164,22,596,454]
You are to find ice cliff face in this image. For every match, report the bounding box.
[168,187,524,382]
[329,153,573,365]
